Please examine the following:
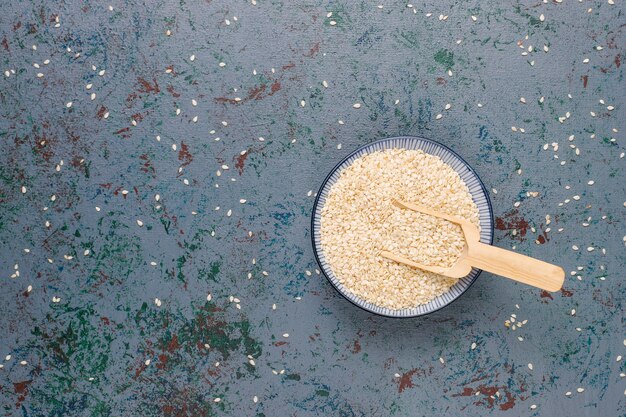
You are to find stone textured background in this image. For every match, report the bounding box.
[0,1,624,416]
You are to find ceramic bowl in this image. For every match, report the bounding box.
[311,136,494,317]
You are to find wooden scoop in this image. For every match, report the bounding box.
[380,199,565,292]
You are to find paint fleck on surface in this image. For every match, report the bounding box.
[0,1,624,416]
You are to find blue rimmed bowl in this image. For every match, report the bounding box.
[311,136,494,318]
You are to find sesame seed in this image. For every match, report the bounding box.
[353,103,361,109]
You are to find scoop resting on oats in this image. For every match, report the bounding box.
[319,148,480,310]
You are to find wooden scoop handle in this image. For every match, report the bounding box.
[467,242,565,292]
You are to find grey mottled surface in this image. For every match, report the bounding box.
[0,0,624,416]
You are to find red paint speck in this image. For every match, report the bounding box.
[304,42,320,57]
[495,210,530,239]
[166,85,180,98]
[540,290,553,300]
[96,106,108,119]
[398,369,419,392]
[178,142,193,168]
[235,151,248,175]
[137,77,160,94]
